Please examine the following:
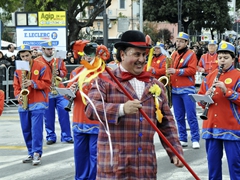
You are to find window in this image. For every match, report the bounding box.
[120,0,125,9]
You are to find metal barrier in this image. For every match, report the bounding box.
[1,64,80,107]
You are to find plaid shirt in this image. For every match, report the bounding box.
[85,67,183,180]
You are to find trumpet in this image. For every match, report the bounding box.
[51,58,62,95]
[64,83,78,112]
[20,70,30,110]
[200,64,224,120]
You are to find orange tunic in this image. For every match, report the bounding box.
[13,59,52,111]
[144,54,167,79]
[67,66,99,134]
[198,53,218,74]
[0,90,4,116]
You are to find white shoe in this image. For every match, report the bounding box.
[180,141,188,147]
[32,153,41,166]
[192,142,200,149]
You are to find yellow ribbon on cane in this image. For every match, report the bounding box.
[77,57,106,105]
[149,84,163,123]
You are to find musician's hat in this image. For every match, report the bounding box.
[114,30,152,49]
[18,44,32,52]
[208,40,217,45]
[176,32,189,41]
[154,42,164,48]
[41,41,54,48]
[217,41,235,54]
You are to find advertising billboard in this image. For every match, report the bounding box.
[16,27,66,50]
[38,11,66,27]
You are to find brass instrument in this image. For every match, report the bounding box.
[200,64,224,120]
[64,83,79,112]
[51,58,62,95]
[158,57,172,107]
[20,70,30,110]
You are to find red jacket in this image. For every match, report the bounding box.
[198,52,218,74]
[37,56,67,88]
[67,66,99,134]
[13,59,52,111]
[144,54,166,79]
[170,49,197,94]
[0,90,4,116]
[198,66,240,140]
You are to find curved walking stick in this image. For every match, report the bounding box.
[104,67,200,180]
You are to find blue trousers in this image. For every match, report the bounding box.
[206,139,240,180]
[19,109,44,156]
[44,95,72,142]
[172,93,200,142]
[73,128,98,180]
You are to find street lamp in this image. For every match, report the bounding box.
[177,0,183,33]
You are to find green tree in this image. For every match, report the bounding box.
[25,0,112,49]
[143,0,232,39]
[237,0,240,10]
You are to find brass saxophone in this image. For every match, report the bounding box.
[158,57,172,108]
[20,70,30,110]
[51,58,62,95]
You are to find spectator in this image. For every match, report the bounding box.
[32,49,39,59]
[68,56,78,64]
[6,52,16,67]
[0,51,10,68]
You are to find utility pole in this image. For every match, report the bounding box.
[139,0,143,32]
[103,0,108,47]
[177,0,182,33]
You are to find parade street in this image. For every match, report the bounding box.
[0,106,230,180]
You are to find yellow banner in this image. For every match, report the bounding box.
[38,11,66,26]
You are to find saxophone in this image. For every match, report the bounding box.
[51,58,62,95]
[158,57,172,108]
[20,70,30,110]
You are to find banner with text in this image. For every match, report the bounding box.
[38,11,66,27]
[16,27,67,50]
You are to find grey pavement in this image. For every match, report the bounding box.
[0,105,230,180]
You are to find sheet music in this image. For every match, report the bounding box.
[188,94,214,104]
[55,87,76,98]
[15,60,30,71]
[55,50,67,59]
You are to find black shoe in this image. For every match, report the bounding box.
[22,155,33,163]
[46,140,55,145]
[66,139,74,144]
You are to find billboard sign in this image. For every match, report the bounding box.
[16,27,66,50]
[38,11,66,27]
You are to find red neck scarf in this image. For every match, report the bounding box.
[121,71,151,82]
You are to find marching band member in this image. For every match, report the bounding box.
[167,32,200,149]
[144,42,167,79]
[67,41,99,179]
[13,44,51,165]
[198,41,240,179]
[37,41,73,145]
[197,40,218,75]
